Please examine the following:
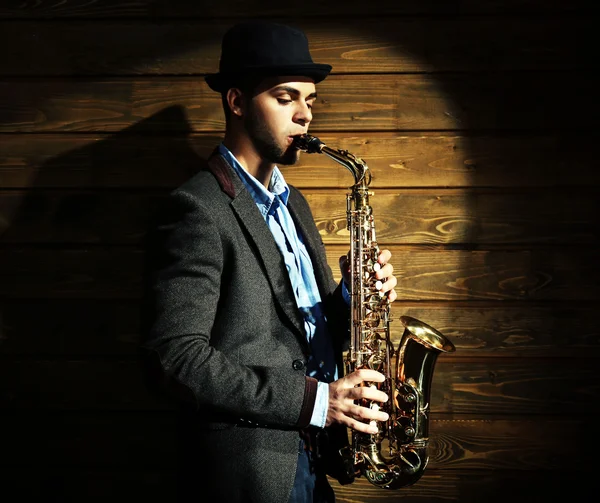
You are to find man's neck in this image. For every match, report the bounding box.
[222,135,274,188]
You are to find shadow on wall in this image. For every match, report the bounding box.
[1,106,207,243]
[0,106,223,499]
[0,104,225,356]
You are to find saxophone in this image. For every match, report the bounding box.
[294,134,456,489]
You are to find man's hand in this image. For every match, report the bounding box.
[339,248,398,302]
[326,369,389,434]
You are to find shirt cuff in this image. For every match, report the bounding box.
[309,381,329,428]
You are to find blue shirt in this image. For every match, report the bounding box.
[218,143,337,428]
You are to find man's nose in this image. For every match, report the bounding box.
[295,103,312,125]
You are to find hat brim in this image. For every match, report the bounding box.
[205,64,332,92]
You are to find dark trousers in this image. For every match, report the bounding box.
[288,438,336,503]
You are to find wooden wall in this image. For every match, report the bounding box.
[1,1,598,501]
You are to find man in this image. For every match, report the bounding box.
[140,21,397,503]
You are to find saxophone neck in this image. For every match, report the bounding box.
[294,134,371,188]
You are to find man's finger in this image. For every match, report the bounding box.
[351,385,388,404]
[378,249,392,264]
[344,369,386,387]
[346,416,381,435]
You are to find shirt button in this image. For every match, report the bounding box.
[292,359,305,371]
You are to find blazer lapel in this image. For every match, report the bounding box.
[207,154,307,345]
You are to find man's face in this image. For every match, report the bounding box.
[244,76,317,165]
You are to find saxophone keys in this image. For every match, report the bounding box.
[404,427,416,438]
[403,393,417,403]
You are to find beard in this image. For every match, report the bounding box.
[244,106,300,166]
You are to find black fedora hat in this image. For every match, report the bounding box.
[205,21,332,93]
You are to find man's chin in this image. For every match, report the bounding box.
[277,147,301,166]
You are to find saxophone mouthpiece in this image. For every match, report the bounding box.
[293,134,325,154]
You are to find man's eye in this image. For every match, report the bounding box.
[277,98,292,104]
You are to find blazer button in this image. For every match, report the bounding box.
[292,359,305,371]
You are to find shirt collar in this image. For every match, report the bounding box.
[269,167,290,206]
[218,143,290,215]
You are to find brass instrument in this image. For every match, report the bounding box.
[294,134,456,489]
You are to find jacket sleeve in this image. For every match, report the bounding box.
[139,188,317,428]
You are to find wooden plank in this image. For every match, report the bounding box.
[0,247,598,301]
[0,190,164,245]
[330,469,589,502]
[396,304,600,357]
[1,411,179,468]
[2,133,597,189]
[1,189,596,245]
[0,0,593,18]
[325,247,600,302]
[432,361,600,415]
[0,468,587,503]
[307,189,598,245]
[0,299,141,356]
[0,18,590,75]
[0,73,594,133]
[0,248,145,300]
[0,468,176,502]
[0,359,597,414]
[0,359,164,411]
[1,300,597,358]
[426,417,594,471]
[0,413,593,471]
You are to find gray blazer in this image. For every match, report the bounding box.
[140,150,351,502]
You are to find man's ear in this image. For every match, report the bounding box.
[226,88,244,117]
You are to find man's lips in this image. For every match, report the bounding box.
[288,134,304,146]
